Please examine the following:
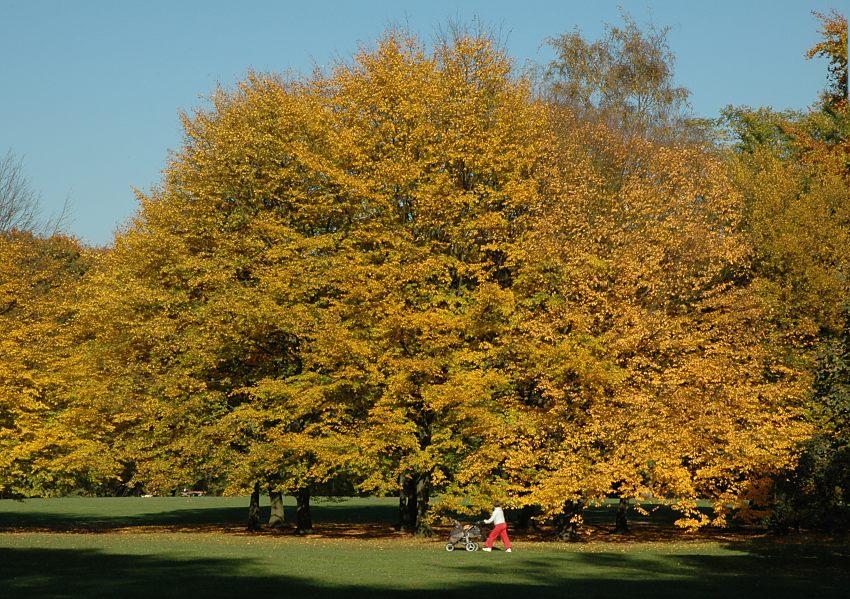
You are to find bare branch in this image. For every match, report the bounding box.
[0,149,70,236]
[0,149,43,234]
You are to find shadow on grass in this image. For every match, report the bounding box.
[0,500,399,531]
[547,501,714,528]
[1,540,848,599]
[0,497,714,536]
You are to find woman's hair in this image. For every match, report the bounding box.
[494,501,502,508]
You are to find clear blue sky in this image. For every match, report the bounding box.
[0,0,843,245]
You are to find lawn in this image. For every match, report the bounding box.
[0,495,399,530]
[1,497,847,598]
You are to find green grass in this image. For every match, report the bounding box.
[0,495,398,529]
[1,497,847,598]
[0,495,699,530]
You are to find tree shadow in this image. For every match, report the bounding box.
[579,500,715,527]
[0,499,399,532]
[440,538,850,598]
[1,539,848,599]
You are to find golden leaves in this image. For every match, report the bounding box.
[0,25,831,537]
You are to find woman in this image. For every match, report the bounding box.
[482,502,512,552]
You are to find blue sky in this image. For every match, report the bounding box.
[0,0,843,245]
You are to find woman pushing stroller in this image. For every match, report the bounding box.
[481,502,512,552]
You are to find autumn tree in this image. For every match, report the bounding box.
[77,29,552,537]
[544,14,711,145]
[311,31,549,535]
[482,114,810,534]
[725,10,850,530]
[0,153,112,498]
[77,74,373,529]
[0,231,115,497]
[808,10,848,111]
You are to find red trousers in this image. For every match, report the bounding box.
[485,523,511,549]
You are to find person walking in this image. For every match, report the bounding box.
[482,502,512,552]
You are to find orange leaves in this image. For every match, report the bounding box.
[505,99,814,524]
[14,23,827,532]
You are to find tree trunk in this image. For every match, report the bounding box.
[411,408,433,537]
[414,472,432,537]
[518,504,538,531]
[397,474,417,532]
[615,497,629,533]
[268,490,285,528]
[406,476,418,530]
[555,500,583,541]
[247,482,262,531]
[295,486,313,534]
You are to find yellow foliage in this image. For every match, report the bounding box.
[0,232,117,497]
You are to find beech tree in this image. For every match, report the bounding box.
[78,30,548,535]
[78,74,371,527]
[322,32,550,535]
[471,112,810,532]
[0,232,114,497]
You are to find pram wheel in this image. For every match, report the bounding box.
[445,543,455,551]
[465,542,477,552]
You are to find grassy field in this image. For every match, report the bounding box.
[0,495,398,530]
[1,497,847,598]
[0,495,699,531]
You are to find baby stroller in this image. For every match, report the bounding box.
[445,521,482,551]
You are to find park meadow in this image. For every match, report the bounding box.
[1,9,848,599]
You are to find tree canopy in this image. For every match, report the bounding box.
[2,12,848,534]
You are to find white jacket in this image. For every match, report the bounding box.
[484,507,505,526]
